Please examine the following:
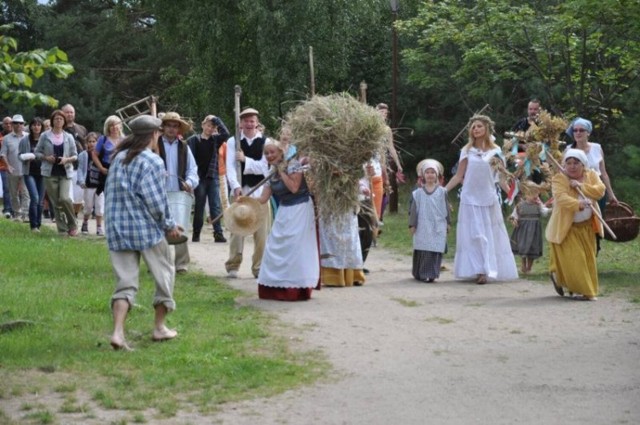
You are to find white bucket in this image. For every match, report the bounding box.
[167,191,193,233]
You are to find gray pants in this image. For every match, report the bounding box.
[109,239,176,311]
[7,173,29,218]
[44,175,76,233]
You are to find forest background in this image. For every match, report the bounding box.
[2,0,639,208]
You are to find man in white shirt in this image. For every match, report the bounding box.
[0,114,30,221]
[225,108,271,278]
[157,112,199,274]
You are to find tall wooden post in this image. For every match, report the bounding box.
[309,46,316,97]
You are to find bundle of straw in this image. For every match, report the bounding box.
[286,93,387,218]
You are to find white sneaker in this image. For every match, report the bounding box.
[227,270,238,278]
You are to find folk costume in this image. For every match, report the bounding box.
[409,183,450,282]
[546,150,605,299]
[319,211,366,287]
[510,199,550,260]
[225,131,271,278]
[453,147,519,281]
[258,159,319,300]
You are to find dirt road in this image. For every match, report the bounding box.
[190,233,640,425]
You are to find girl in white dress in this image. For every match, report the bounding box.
[444,115,518,284]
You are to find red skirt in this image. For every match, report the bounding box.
[258,284,313,301]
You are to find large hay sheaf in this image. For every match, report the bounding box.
[286,93,387,217]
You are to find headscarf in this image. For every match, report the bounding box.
[565,117,593,139]
[563,148,589,167]
[417,158,443,177]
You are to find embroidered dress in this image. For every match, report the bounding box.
[453,147,518,281]
[409,185,450,281]
[257,160,318,300]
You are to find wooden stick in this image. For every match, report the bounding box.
[234,85,242,187]
[309,46,315,97]
[209,170,277,226]
[546,153,617,240]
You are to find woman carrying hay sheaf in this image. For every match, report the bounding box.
[444,115,519,284]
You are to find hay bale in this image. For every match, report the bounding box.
[286,93,387,217]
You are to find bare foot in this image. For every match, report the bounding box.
[110,334,133,351]
[152,326,178,342]
[476,274,487,285]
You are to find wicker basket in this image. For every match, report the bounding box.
[604,202,640,242]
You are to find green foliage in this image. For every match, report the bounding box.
[0,24,74,108]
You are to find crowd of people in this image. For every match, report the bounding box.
[0,98,618,350]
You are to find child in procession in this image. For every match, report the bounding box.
[409,159,451,282]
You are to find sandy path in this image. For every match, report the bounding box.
[187,232,640,425]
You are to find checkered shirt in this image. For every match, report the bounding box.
[105,149,176,251]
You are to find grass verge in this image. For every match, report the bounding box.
[0,220,328,420]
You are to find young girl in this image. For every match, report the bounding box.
[77,132,105,235]
[509,182,551,274]
[409,159,451,282]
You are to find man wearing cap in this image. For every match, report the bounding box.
[225,107,270,278]
[105,115,183,350]
[186,114,229,243]
[0,114,30,221]
[157,112,199,274]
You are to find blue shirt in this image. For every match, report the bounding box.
[105,149,176,251]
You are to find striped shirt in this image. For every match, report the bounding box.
[105,149,176,251]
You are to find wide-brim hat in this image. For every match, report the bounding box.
[161,112,192,135]
[239,107,259,119]
[224,197,265,236]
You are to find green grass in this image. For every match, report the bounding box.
[380,188,640,301]
[0,220,328,417]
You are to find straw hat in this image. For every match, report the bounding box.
[224,197,265,236]
[161,112,192,135]
[239,107,259,119]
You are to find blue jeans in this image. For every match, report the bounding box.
[24,174,45,229]
[193,176,223,235]
[1,170,12,214]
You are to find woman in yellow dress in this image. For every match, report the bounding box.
[545,149,605,300]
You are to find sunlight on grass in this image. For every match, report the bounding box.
[0,220,329,418]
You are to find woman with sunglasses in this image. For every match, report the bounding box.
[566,118,618,210]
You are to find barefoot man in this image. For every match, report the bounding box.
[104,115,183,350]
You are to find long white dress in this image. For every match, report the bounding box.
[258,161,319,296]
[453,147,518,281]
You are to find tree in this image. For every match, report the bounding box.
[398,0,640,130]
[0,24,74,108]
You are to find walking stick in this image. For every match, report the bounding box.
[546,152,617,240]
[234,85,242,188]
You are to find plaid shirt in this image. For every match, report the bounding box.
[105,149,175,251]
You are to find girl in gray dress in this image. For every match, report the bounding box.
[409,159,451,282]
[509,187,551,274]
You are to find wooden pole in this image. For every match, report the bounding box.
[309,46,315,97]
[234,85,242,189]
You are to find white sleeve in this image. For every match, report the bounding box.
[226,137,240,191]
